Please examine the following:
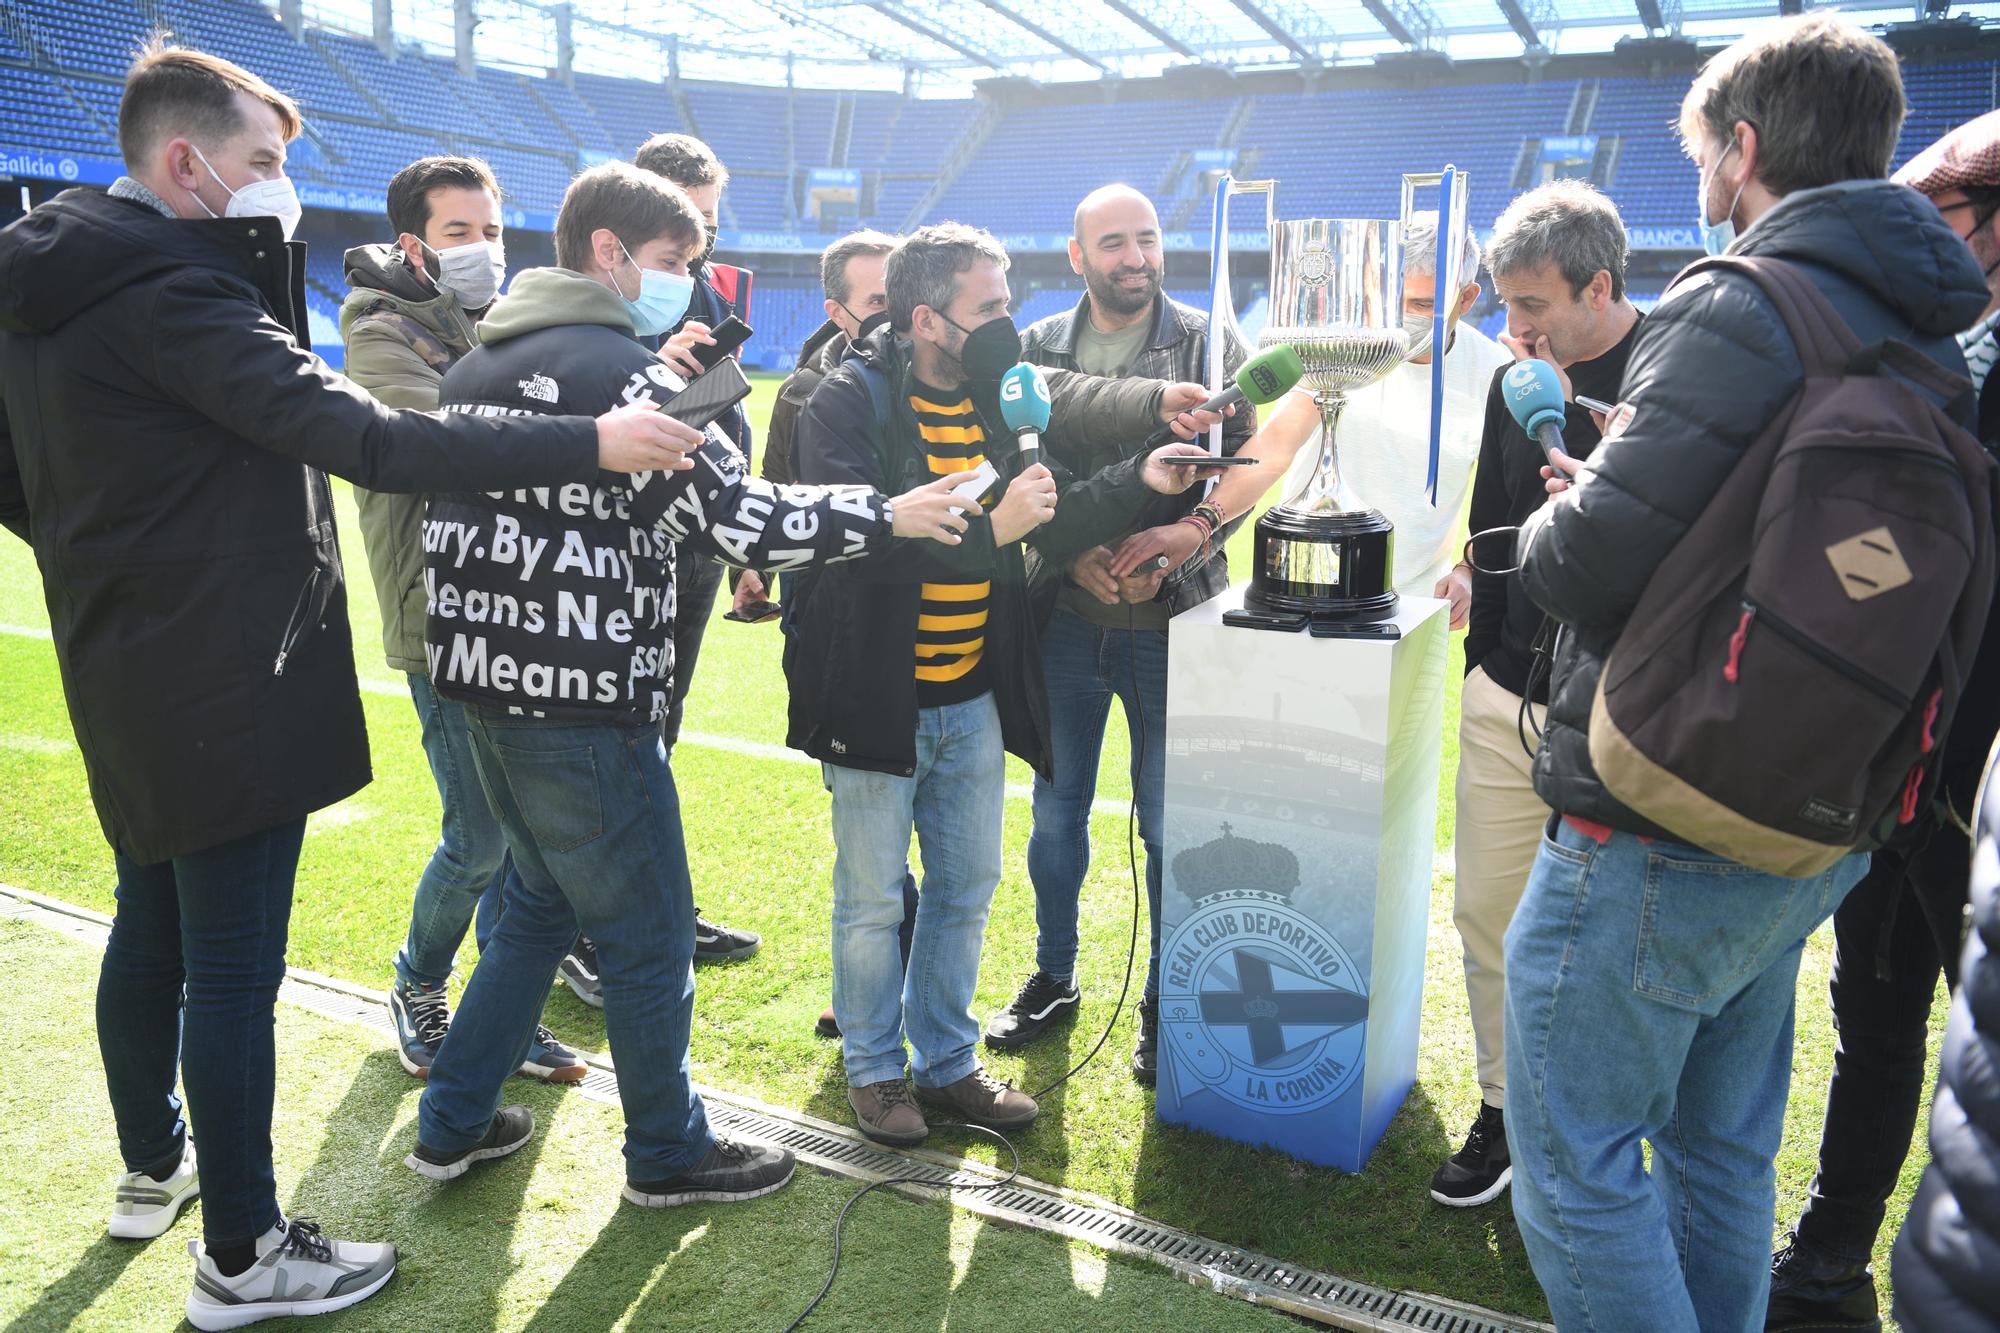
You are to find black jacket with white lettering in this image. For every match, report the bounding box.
[428,267,890,724]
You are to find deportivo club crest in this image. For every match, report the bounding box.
[1161,825,1368,1115]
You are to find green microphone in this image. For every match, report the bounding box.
[1142,342,1306,447]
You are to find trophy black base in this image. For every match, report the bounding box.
[1246,505,1399,624]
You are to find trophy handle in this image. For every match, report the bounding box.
[1402,168,1472,504]
[1222,176,1279,234]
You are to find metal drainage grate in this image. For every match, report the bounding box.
[2,883,1546,1333]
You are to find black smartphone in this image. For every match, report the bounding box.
[692,315,753,371]
[1309,619,1402,641]
[1223,607,1309,632]
[1159,454,1262,466]
[723,599,782,625]
[663,357,753,431]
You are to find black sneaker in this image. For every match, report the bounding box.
[404,1105,536,1183]
[620,1134,796,1207]
[983,971,1080,1050]
[558,938,603,1008]
[1767,1231,1880,1332]
[1131,997,1158,1086]
[1430,1103,1511,1207]
[693,912,762,962]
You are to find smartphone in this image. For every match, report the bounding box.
[663,356,753,431]
[723,599,782,624]
[1574,394,1615,416]
[1223,607,1309,633]
[692,315,753,371]
[1159,454,1262,466]
[1309,619,1402,641]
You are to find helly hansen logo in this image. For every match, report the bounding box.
[518,373,559,404]
[1798,797,1859,834]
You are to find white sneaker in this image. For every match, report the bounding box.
[108,1139,199,1240]
[185,1218,396,1331]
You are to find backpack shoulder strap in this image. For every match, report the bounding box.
[853,360,893,434]
[1672,254,1859,379]
[850,358,922,490]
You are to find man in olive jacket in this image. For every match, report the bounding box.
[341,155,585,1087]
[0,46,697,1328]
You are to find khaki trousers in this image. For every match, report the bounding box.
[1451,664,1551,1109]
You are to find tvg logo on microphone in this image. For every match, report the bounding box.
[1250,364,1279,397]
[1000,373,1051,409]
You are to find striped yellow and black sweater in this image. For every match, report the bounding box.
[910,381,999,706]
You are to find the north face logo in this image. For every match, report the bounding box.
[518,373,559,404]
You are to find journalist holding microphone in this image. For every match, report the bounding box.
[0,45,712,1330]
[786,222,1227,1147]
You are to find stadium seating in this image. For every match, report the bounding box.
[6,1,1997,370]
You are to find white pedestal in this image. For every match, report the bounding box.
[1155,586,1448,1172]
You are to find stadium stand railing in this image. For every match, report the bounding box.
[6,1,1995,369]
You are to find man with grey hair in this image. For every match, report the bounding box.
[1504,15,1983,1327]
[786,221,1229,1147]
[765,229,898,490]
[1410,179,1649,1213]
[762,226,919,1044]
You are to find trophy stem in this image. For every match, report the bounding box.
[1281,390,1349,515]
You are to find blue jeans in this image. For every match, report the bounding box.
[1503,820,1866,1332]
[98,818,306,1247]
[1027,609,1166,999]
[419,710,710,1181]
[397,673,505,991]
[827,692,1005,1089]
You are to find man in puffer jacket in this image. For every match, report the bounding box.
[1501,17,1989,1330]
[1892,736,2000,1330]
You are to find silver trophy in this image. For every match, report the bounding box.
[1237,173,1468,622]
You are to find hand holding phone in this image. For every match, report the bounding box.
[692,315,753,371]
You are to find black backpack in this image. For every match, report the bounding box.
[1588,255,1997,876]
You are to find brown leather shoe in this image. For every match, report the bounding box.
[815,1005,840,1039]
[915,1067,1039,1129]
[847,1079,928,1146]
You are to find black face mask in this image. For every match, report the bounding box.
[942,311,1022,383]
[851,309,891,341]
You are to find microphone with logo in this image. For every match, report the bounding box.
[998,361,1054,468]
[1501,358,1570,468]
[1138,342,1307,450]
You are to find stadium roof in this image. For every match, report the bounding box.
[292,0,2000,92]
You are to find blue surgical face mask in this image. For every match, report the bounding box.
[1698,140,1746,258]
[614,240,695,337]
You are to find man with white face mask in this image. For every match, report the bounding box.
[0,42,709,1332]
[340,156,589,1090]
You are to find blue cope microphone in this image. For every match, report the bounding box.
[998,362,1054,468]
[1502,358,1569,468]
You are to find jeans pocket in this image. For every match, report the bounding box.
[1635,850,1800,1010]
[493,742,604,853]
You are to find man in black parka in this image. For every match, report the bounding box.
[1500,17,1991,1331]
[0,44,698,1330]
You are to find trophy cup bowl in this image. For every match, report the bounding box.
[1247,218,1410,623]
